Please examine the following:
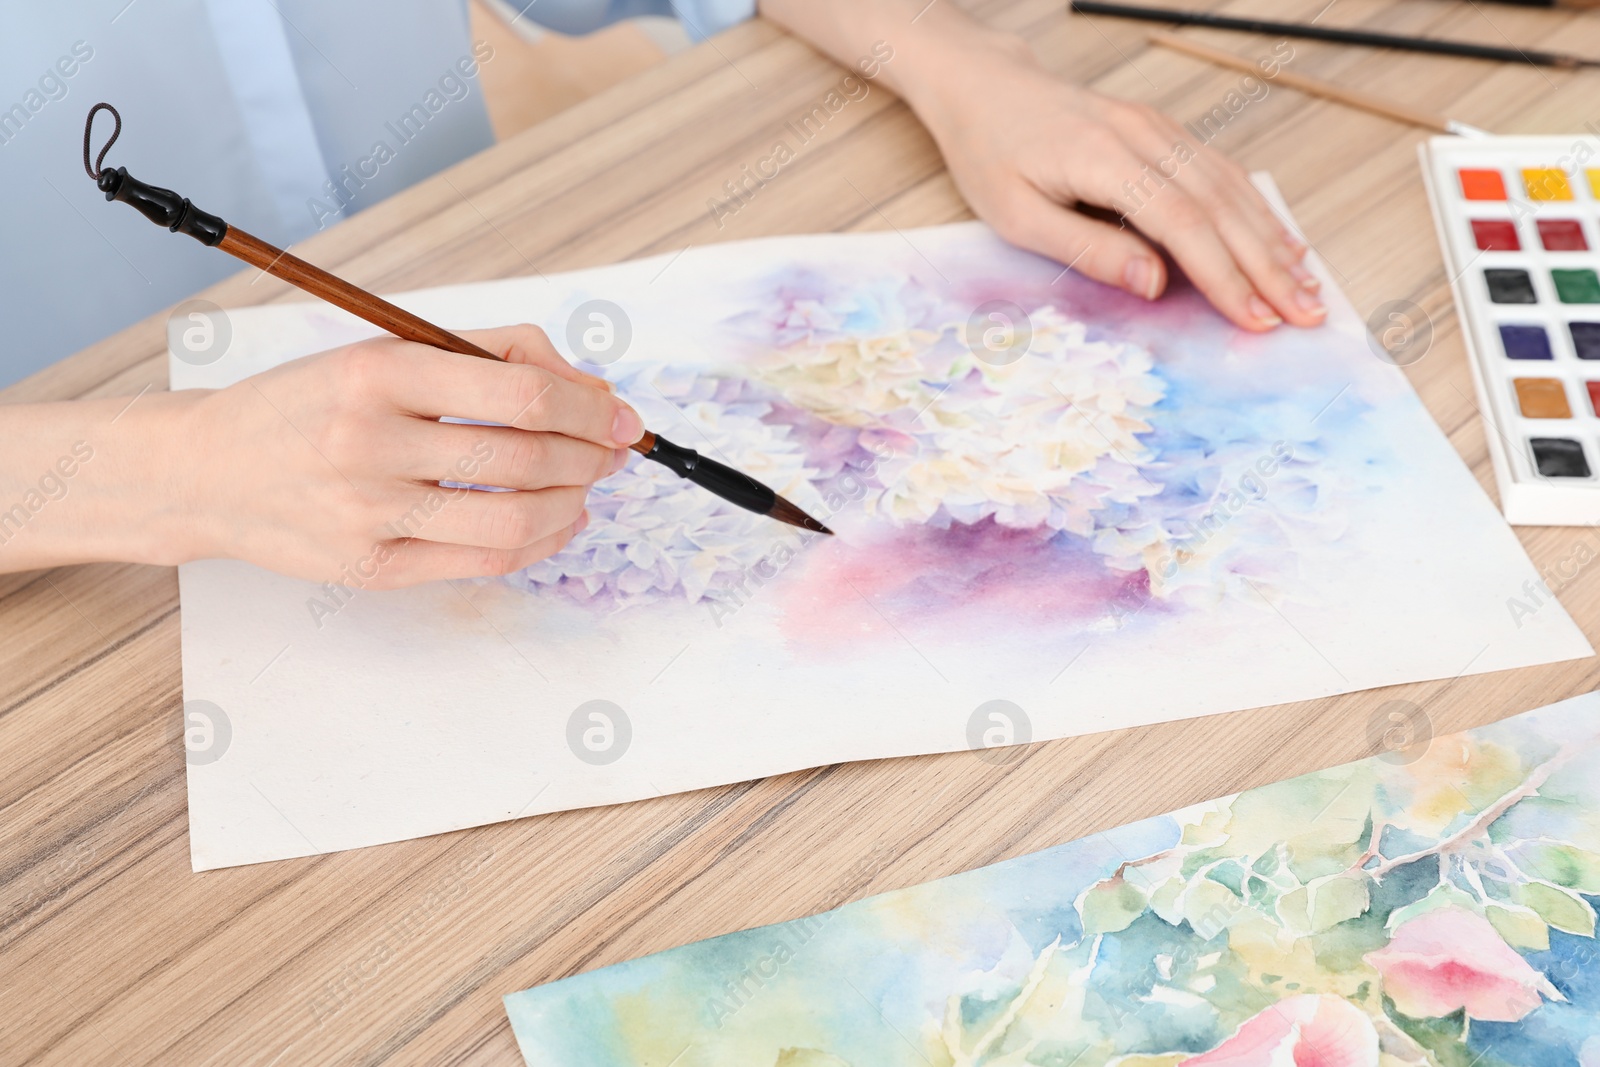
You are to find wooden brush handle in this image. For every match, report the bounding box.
[217,228,503,361]
[1149,32,1456,134]
[217,227,658,455]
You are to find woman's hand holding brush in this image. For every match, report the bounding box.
[0,325,642,586]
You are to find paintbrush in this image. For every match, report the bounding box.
[1071,0,1600,69]
[1148,31,1492,135]
[81,104,830,537]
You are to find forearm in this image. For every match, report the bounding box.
[759,0,1034,121]
[0,392,202,572]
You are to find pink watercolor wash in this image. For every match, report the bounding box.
[769,518,1165,650]
[1365,906,1558,1022]
[1180,993,1380,1067]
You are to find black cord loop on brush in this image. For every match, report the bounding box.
[83,102,121,180]
[80,103,227,246]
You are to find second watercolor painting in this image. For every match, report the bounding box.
[172,190,1589,868]
[505,691,1600,1067]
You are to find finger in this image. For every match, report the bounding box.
[383,483,589,549]
[1170,161,1326,326]
[1056,108,1305,331]
[1117,111,1311,285]
[458,323,615,392]
[1224,166,1312,266]
[996,184,1170,300]
[402,421,626,490]
[1076,159,1279,331]
[1244,195,1320,291]
[366,342,644,447]
[1203,168,1325,309]
[1194,154,1320,291]
[369,511,590,588]
[1211,202,1327,327]
[1142,205,1278,331]
[1106,106,1308,280]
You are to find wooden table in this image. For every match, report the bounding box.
[5,1,1599,1062]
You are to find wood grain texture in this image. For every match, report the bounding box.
[468,0,673,141]
[4,2,1600,1063]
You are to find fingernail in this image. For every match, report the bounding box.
[1289,263,1321,291]
[1124,257,1160,301]
[1282,229,1307,254]
[574,510,591,535]
[1295,288,1327,316]
[612,406,643,446]
[1247,294,1282,326]
[609,448,629,475]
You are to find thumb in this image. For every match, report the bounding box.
[1000,187,1167,301]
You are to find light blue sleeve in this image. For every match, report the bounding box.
[498,0,757,40]
[0,0,494,388]
[0,2,302,387]
[0,0,751,387]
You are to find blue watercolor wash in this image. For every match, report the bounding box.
[1471,902,1600,1067]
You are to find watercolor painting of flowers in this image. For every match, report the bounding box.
[505,691,1600,1067]
[514,256,1355,636]
[478,217,1587,702]
[172,212,1588,870]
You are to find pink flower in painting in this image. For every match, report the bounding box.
[1180,994,1378,1067]
[1365,906,1557,1022]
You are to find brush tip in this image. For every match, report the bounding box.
[767,495,833,535]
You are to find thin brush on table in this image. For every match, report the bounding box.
[1481,0,1600,8]
[1148,31,1492,136]
[1071,0,1600,70]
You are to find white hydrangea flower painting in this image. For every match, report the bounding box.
[511,241,1371,647]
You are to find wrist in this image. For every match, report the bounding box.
[119,389,218,566]
[891,19,1037,133]
[0,390,214,571]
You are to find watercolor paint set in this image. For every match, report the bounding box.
[1421,135,1600,524]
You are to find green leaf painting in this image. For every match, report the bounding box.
[505,693,1600,1066]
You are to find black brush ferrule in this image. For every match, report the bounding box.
[645,435,776,517]
[97,166,227,246]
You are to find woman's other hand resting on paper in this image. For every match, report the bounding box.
[762,0,1326,332]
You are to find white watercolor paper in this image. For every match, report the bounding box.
[172,192,1591,870]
